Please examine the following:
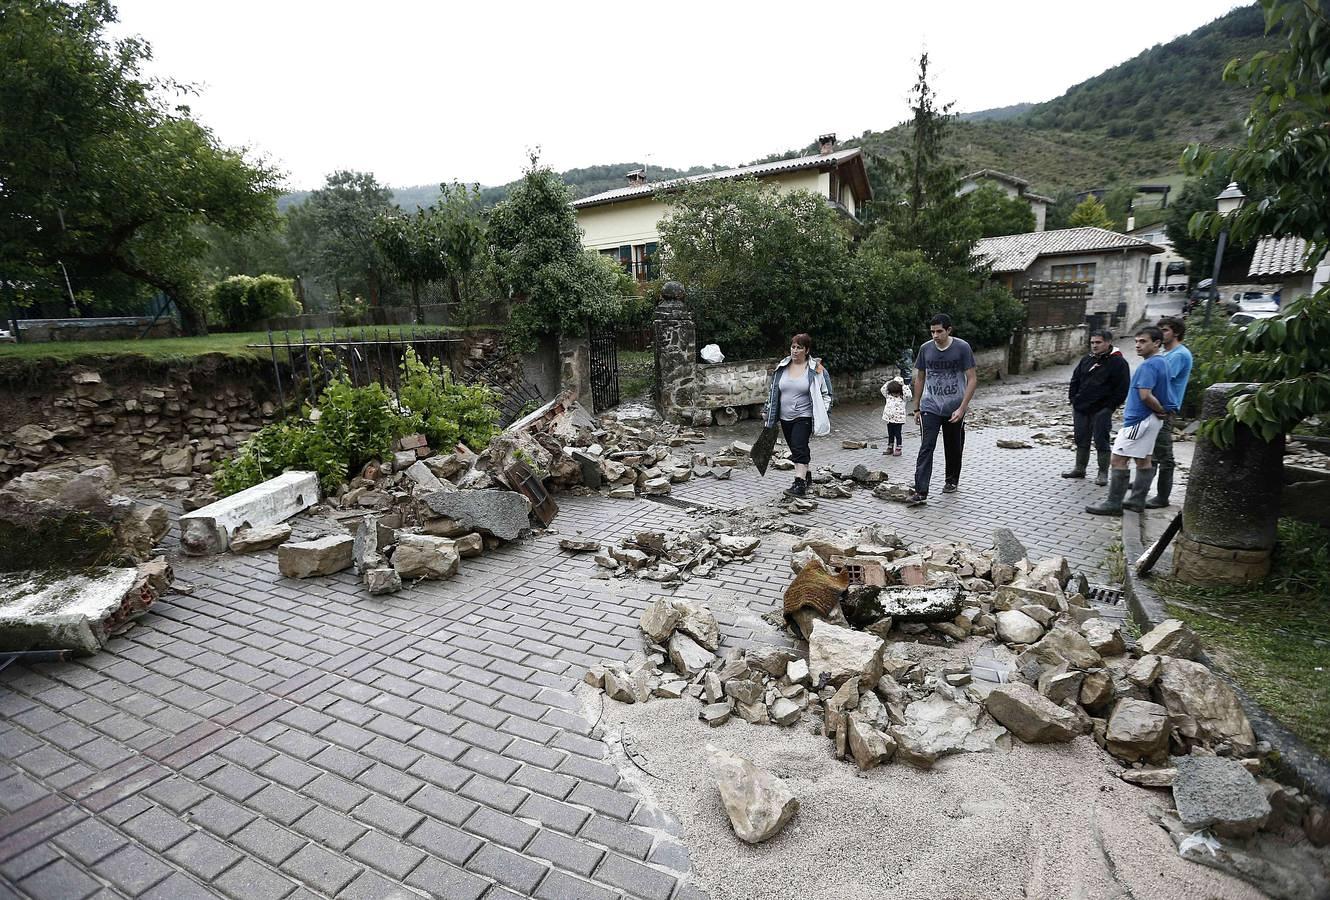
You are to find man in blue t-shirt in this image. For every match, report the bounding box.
[907,313,978,506]
[1087,326,1173,516]
[1144,316,1193,508]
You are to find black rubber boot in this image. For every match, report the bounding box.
[804,473,813,491]
[1145,466,1174,508]
[1062,446,1090,479]
[1086,469,1129,516]
[1094,451,1111,486]
[1123,467,1154,512]
[784,477,806,498]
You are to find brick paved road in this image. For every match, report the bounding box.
[0,362,1174,899]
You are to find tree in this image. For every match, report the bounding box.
[1183,0,1330,445]
[372,208,449,323]
[660,178,861,362]
[865,54,978,272]
[488,156,627,348]
[293,171,396,308]
[962,184,1036,237]
[0,0,282,335]
[1068,195,1115,229]
[433,182,489,304]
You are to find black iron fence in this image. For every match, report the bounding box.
[251,326,544,427]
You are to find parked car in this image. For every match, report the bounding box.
[1237,294,1280,314]
[1228,310,1279,327]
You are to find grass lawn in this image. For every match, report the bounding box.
[1152,519,1330,757]
[0,325,485,367]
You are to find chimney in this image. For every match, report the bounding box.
[625,168,647,186]
[818,134,836,155]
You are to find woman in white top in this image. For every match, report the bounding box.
[764,333,833,498]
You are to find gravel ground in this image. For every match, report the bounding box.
[587,687,1269,900]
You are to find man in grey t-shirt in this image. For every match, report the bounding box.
[907,313,978,505]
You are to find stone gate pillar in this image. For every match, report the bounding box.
[558,334,590,405]
[653,282,697,422]
[1174,383,1285,585]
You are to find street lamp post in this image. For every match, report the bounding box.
[1205,182,1248,326]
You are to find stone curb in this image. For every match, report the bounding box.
[1122,510,1330,803]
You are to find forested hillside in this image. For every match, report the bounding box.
[278,5,1272,208]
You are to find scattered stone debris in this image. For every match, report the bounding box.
[996,439,1034,450]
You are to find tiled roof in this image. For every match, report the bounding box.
[1248,235,1311,276]
[974,227,1163,273]
[571,148,863,209]
[963,169,1029,188]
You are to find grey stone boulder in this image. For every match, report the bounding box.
[847,712,897,770]
[983,682,1082,743]
[996,609,1044,645]
[891,693,1006,768]
[674,600,720,651]
[454,533,483,558]
[422,489,532,542]
[747,645,795,678]
[1105,699,1171,763]
[769,698,801,727]
[278,535,354,578]
[229,523,291,553]
[364,566,402,595]
[1139,618,1202,660]
[639,597,681,643]
[1031,625,1104,669]
[1155,657,1256,754]
[392,534,460,580]
[807,620,884,688]
[707,746,799,844]
[1172,755,1271,837]
[668,631,714,678]
[1080,618,1126,656]
[404,460,445,493]
[992,528,1028,566]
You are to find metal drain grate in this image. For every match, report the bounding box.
[1087,583,1125,605]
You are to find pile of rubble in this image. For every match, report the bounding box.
[586,522,1330,885]
[585,596,812,729]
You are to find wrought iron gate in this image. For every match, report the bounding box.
[588,328,620,412]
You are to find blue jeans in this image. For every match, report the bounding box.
[1073,407,1113,452]
[914,412,965,495]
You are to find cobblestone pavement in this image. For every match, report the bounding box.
[0,362,1179,899]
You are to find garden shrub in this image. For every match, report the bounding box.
[211,274,300,329]
[213,354,500,496]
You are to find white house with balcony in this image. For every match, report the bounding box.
[571,135,872,280]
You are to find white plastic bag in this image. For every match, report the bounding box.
[700,343,725,364]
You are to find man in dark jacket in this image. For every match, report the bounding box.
[1062,328,1131,485]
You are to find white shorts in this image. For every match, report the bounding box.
[1112,416,1163,459]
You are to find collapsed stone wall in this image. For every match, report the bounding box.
[1013,325,1088,374]
[0,355,280,490]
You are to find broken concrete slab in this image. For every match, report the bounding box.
[1172,755,1271,838]
[707,746,799,844]
[278,534,354,578]
[0,565,162,654]
[180,471,319,555]
[422,489,532,541]
[891,693,1006,768]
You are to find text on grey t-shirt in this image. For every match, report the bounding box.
[916,337,976,416]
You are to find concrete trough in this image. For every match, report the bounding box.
[0,567,151,654]
[179,471,319,555]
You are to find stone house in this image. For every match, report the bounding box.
[571,135,872,280]
[957,169,1053,232]
[1125,222,1191,295]
[974,227,1162,329]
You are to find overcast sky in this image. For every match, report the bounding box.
[112,0,1246,192]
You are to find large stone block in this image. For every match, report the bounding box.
[0,565,161,654]
[278,534,353,578]
[180,471,319,554]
